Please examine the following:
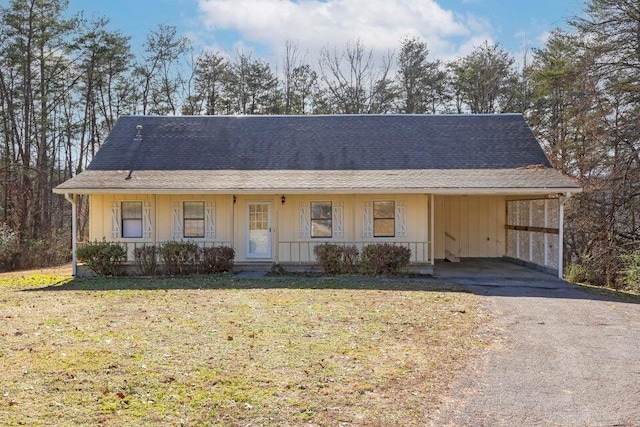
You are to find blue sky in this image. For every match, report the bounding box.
[66,0,583,63]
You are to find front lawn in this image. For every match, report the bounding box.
[0,273,487,426]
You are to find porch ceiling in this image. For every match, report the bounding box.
[53,168,580,195]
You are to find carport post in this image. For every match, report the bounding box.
[558,194,565,279]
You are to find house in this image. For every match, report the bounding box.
[53,114,580,277]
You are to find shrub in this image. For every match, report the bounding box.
[77,240,126,276]
[134,245,158,276]
[565,262,590,284]
[313,244,360,275]
[270,262,287,276]
[201,246,235,273]
[0,223,19,271]
[360,243,411,276]
[341,245,360,274]
[314,243,345,275]
[619,251,640,291]
[160,241,200,275]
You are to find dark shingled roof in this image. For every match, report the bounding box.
[87,114,552,171]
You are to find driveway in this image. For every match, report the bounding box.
[431,269,640,426]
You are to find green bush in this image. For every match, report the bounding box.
[134,245,158,276]
[77,240,126,276]
[201,246,235,273]
[160,241,200,275]
[360,243,411,276]
[619,251,640,291]
[565,262,590,284]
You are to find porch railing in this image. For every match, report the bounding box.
[278,241,432,264]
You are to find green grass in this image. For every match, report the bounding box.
[0,273,71,287]
[0,274,487,426]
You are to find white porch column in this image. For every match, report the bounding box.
[65,193,77,276]
[430,193,435,266]
[558,194,565,279]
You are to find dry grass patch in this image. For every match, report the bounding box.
[0,274,488,426]
[573,282,640,304]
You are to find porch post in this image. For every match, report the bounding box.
[430,194,435,266]
[65,193,77,277]
[558,194,565,279]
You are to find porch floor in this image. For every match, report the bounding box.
[233,258,559,282]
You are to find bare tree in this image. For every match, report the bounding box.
[134,24,190,115]
[319,39,396,114]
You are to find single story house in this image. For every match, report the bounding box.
[54,114,580,277]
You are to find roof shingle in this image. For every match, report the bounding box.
[54,114,580,193]
[87,114,553,171]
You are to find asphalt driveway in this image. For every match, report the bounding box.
[432,275,640,426]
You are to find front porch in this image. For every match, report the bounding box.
[68,192,569,279]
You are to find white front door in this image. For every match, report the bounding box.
[247,202,272,259]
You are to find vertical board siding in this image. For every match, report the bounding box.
[436,195,506,259]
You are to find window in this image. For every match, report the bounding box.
[311,201,332,238]
[183,201,205,238]
[373,201,395,237]
[121,201,143,238]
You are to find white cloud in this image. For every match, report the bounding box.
[536,30,552,45]
[197,0,491,60]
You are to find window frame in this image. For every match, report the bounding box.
[183,201,205,239]
[373,200,395,238]
[121,201,143,239]
[310,201,333,239]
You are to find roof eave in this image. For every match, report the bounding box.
[53,186,582,196]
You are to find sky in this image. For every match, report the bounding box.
[65,0,584,64]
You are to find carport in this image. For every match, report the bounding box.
[433,258,564,283]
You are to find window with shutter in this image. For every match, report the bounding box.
[121,201,143,238]
[373,201,395,237]
[183,201,205,238]
[311,201,332,238]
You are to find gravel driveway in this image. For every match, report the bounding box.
[433,278,640,426]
